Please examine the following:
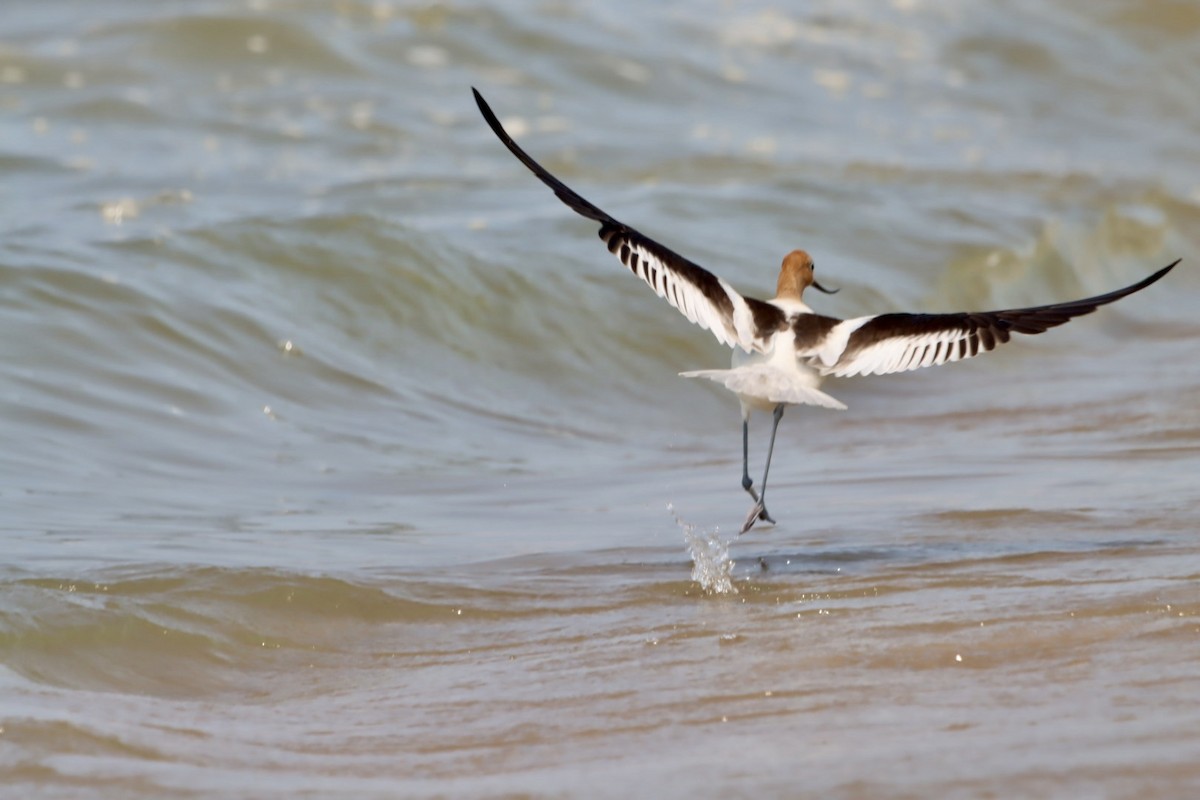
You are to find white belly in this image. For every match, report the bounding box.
[680,329,847,412]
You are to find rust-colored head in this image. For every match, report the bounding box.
[776,250,837,300]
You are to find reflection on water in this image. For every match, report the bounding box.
[1,0,1199,796]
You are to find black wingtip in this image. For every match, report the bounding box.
[472,87,516,151]
[472,87,501,135]
[1135,258,1181,292]
[471,85,615,226]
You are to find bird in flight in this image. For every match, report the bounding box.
[472,88,1179,534]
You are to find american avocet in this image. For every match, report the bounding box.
[473,88,1179,534]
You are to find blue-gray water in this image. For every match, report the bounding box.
[2,1,1199,797]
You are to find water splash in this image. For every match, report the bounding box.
[670,504,737,595]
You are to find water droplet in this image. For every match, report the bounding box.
[673,506,737,595]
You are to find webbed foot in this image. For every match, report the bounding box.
[739,500,776,535]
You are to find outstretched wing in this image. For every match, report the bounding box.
[473,88,783,352]
[806,261,1178,378]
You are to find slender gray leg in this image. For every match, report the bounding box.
[758,404,785,503]
[741,404,784,534]
[741,419,760,502]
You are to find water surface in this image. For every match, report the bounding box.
[2,0,1199,796]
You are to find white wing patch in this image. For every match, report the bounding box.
[819,324,979,378]
[806,316,871,367]
[726,285,760,353]
[611,237,756,352]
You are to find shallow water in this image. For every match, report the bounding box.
[2,0,1200,796]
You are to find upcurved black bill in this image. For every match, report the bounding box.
[813,279,839,294]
